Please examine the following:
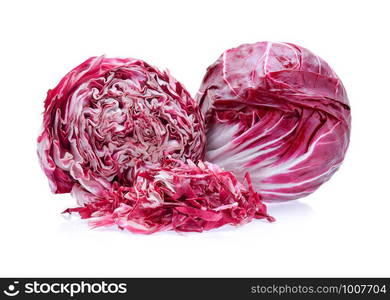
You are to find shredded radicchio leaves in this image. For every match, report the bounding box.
[64,160,274,234]
[38,56,273,233]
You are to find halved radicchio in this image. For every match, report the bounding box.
[38,56,205,197]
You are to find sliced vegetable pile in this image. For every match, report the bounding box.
[38,42,350,233]
[64,160,274,234]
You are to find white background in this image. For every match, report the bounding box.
[0,0,389,277]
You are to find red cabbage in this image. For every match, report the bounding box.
[197,42,351,201]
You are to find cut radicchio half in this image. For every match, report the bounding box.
[197,42,351,201]
[38,56,205,199]
[38,56,273,233]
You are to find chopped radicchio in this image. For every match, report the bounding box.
[197,42,351,201]
[64,160,274,234]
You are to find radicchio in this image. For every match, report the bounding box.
[38,56,272,233]
[197,42,351,201]
[64,160,274,234]
[38,56,205,202]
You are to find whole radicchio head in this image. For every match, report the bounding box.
[38,56,206,201]
[197,42,351,201]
